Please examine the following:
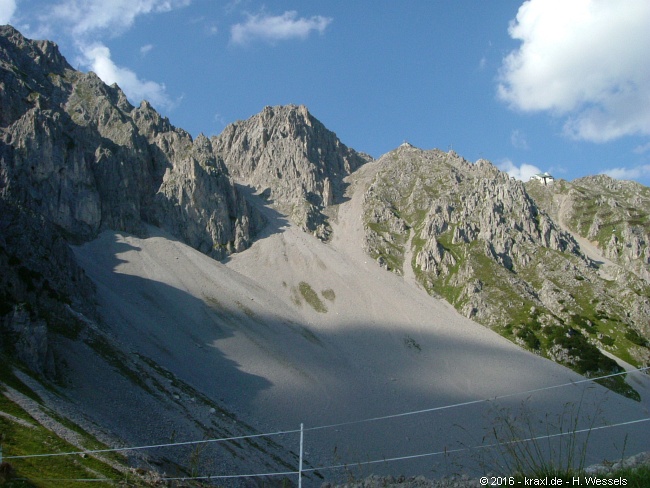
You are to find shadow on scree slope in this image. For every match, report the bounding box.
[69,233,650,482]
[71,233,274,408]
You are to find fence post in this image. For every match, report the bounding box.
[298,423,304,488]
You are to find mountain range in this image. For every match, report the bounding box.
[1,26,649,485]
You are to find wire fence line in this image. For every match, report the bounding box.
[3,366,649,484]
[302,416,650,474]
[15,416,650,485]
[162,416,650,482]
[303,365,650,433]
[6,366,648,462]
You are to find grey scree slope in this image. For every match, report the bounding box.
[72,159,650,481]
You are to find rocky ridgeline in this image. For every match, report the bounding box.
[212,104,371,239]
[364,145,579,275]
[1,25,261,256]
[363,145,650,393]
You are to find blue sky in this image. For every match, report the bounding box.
[3,0,650,184]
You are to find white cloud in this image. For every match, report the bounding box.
[24,1,191,112]
[602,165,650,181]
[140,43,154,56]
[497,159,541,181]
[0,0,17,24]
[45,0,191,37]
[498,0,650,142]
[231,10,332,45]
[82,43,172,110]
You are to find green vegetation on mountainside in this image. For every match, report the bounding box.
[363,146,650,399]
[526,175,650,287]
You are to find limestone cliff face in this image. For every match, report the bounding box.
[363,145,650,383]
[153,133,263,254]
[0,25,261,257]
[212,104,371,239]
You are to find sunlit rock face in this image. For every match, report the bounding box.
[212,104,371,239]
[363,146,650,377]
[0,25,262,258]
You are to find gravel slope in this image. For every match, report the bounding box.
[72,163,650,483]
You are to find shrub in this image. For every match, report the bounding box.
[625,328,649,347]
[516,327,540,350]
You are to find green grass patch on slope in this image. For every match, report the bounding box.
[321,289,336,302]
[0,385,144,487]
[298,282,327,313]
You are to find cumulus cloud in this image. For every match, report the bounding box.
[498,0,650,142]
[497,159,541,181]
[82,43,173,110]
[0,0,17,24]
[23,0,191,110]
[602,165,650,181]
[44,0,191,37]
[231,10,332,45]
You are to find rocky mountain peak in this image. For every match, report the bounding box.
[212,104,371,239]
[0,25,70,74]
[1,26,650,483]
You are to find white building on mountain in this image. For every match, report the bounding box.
[529,172,554,185]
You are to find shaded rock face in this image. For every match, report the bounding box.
[212,104,371,239]
[363,146,650,381]
[0,25,261,258]
[153,133,263,255]
[0,199,96,378]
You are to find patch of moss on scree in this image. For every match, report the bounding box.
[298,282,327,313]
[321,289,336,301]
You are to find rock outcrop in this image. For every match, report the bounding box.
[212,104,371,239]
